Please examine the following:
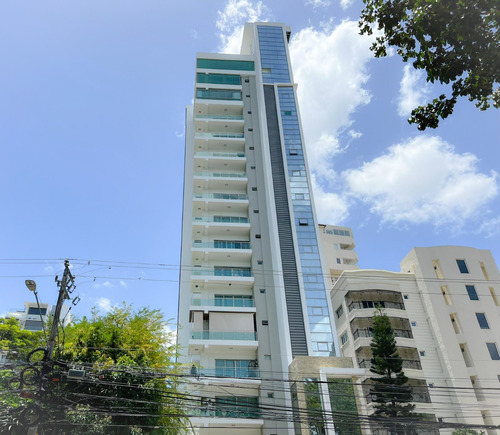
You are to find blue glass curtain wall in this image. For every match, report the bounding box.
[278,87,336,356]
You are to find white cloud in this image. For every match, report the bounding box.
[96,297,114,313]
[312,173,350,223]
[289,21,374,180]
[93,280,113,289]
[44,265,54,272]
[163,324,178,348]
[343,136,498,227]
[348,130,363,140]
[216,0,271,53]
[306,0,331,8]
[478,217,500,237]
[119,280,128,288]
[397,64,431,117]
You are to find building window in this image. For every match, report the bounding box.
[215,359,258,378]
[411,321,417,327]
[456,259,469,274]
[476,313,490,329]
[336,258,341,264]
[257,260,263,265]
[403,295,409,299]
[486,343,500,360]
[260,289,265,294]
[262,320,269,326]
[336,306,344,319]
[298,218,309,226]
[466,285,479,300]
[27,307,47,315]
[284,111,292,116]
[317,342,329,352]
[341,332,348,345]
[419,351,426,357]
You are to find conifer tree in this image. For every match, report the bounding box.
[369,309,416,434]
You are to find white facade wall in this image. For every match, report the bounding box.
[402,247,500,434]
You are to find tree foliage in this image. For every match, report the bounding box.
[1,306,186,434]
[369,310,416,433]
[359,0,500,129]
[0,318,44,433]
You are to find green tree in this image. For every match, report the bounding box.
[1,306,186,434]
[359,0,500,130]
[369,310,416,433]
[55,305,186,434]
[0,318,44,433]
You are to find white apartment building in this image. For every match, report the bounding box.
[318,224,359,284]
[331,246,500,434]
[6,301,71,332]
[177,23,341,434]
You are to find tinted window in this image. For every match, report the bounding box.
[476,313,490,329]
[487,343,500,360]
[466,285,479,300]
[456,259,469,273]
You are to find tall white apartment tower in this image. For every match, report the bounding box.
[177,22,339,433]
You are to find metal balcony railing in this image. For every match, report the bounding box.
[357,359,422,370]
[193,241,251,249]
[195,132,244,139]
[348,301,405,312]
[191,298,255,308]
[365,391,431,404]
[191,267,253,277]
[193,216,249,224]
[193,193,248,201]
[352,328,413,340]
[195,114,244,121]
[190,331,257,341]
[194,151,245,158]
[194,171,247,178]
[186,367,260,379]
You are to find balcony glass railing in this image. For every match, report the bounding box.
[193,193,248,201]
[186,367,260,378]
[194,171,247,178]
[191,298,255,308]
[365,391,430,404]
[358,359,422,370]
[191,331,257,340]
[352,328,413,340]
[191,267,253,277]
[193,216,249,224]
[193,241,251,249]
[190,402,260,419]
[195,132,244,139]
[195,114,244,121]
[194,152,245,158]
[348,301,405,312]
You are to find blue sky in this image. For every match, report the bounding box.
[1,0,499,325]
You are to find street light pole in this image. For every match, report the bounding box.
[25,279,47,342]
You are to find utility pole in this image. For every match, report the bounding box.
[46,259,74,360]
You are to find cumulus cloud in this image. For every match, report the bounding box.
[290,22,373,177]
[311,173,350,223]
[288,21,375,222]
[343,136,498,227]
[397,64,431,117]
[119,280,128,288]
[216,0,271,53]
[96,297,114,313]
[93,280,113,289]
[306,0,331,8]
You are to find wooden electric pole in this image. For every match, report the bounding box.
[46,259,74,360]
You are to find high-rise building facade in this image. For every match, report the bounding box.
[177,22,339,433]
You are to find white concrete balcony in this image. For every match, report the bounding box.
[190,297,256,314]
[192,216,250,238]
[192,193,249,213]
[193,171,248,191]
[190,417,263,434]
[190,267,254,289]
[193,151,246,172]
[192,241,252,262]
[194,116,244,136]
[189,330,258,353]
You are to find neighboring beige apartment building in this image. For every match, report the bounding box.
[330,246,500,434]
